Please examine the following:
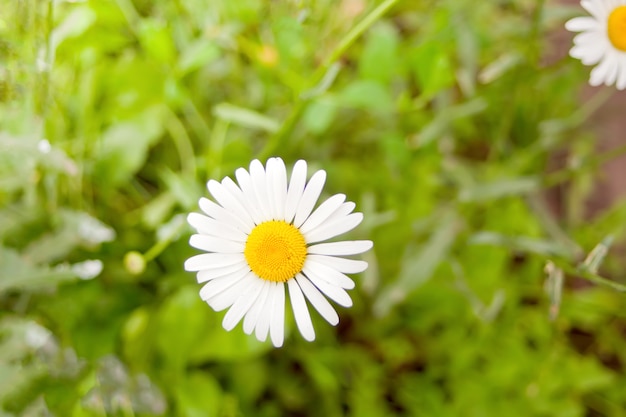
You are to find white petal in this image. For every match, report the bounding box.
[199,197,250,232]
[570,41,606,65]
[590,62,607,86]
[222,176,261,225]
[206,272,253,311]
[187,213,248,242]
[199,267,248,302]
[207,180,255,229]
[293,170,326,227]
[305,271,353,307]
[269,282,285,347]
[243,280,270,334]
[255,282,277,342]
[304,212,363,244]
[184,253,246,271]
[269,158,288,220]
[581,0,605,20]
[265,158,278,220]
[604,53,619,86]
[573,29,604,45]
[308,240,373,256]
[196,262,249,283]
[265,158,286,221]
[295,273,339,325]
[284,160,307,223]
[235,167,265,225]
[222,273,263,331]
[250,159,272,219]
[565,16,598,32]
[189,234,244,253]
[299,194,346,235]
[324,202,356,224]
[303,260,355,290]
[287,279,315,341]
[590,54,614,86]
[307,254,368,274]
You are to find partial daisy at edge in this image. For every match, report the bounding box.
[565,0,626,90]
[184,157,373,347]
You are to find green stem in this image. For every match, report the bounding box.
[165,108,197,176]
[552,260,626,293]
[572,86,613,122]
[323,0,399,70]
[258,0,399,159]
[143,220,187,262]
[206,119,229,179]
[544,143,626,187]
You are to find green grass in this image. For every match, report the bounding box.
[2,0,626,416]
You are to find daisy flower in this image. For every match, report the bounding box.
[184,158,373,347]
[566,0,626,89]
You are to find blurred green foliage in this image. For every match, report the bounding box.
[2,0,626,416]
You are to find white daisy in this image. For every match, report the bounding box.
[184,157,373,347]
[566,0,626,90]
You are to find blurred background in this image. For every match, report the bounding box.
[2,0,626,416]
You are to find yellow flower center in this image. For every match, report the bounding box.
[244,221,307,282]
[608,5,626,51]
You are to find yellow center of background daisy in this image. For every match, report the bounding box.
[608,6,626,51]
[244,220,307,282]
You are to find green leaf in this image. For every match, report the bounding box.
[337,80,394,112]
[137,18,176,63]
[178,40,221,74]
[302,97,337,135]
[458,176,540,202]
[155,286,268,371]
[50,6,97,51]
[0,246,77,294]
[22,209,114,264]
[478,52,522,84]
[412,98,487,147]
[161,170,202,210]
[374,210,460,316]
[174,372,222,417]
[92,105,166,187]
[409,41,455,98]
[273,16,307,66]
[469,231,574,257]
[359,22,399,84]
[213,103,280,133]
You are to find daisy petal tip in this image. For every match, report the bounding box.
[207,179,219,190]
[250,159,264,171]
[183,255,204,272]
[188,233,201,246]
[271,337,284,348]
[183,260,194,272]
[297,324,316,342]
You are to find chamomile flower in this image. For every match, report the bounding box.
[566,0,626,89]
[184,158,373,347]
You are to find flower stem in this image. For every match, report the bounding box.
[551,259,626,293]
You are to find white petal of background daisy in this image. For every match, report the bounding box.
[184,157,373,347]
[565,0,626,90]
